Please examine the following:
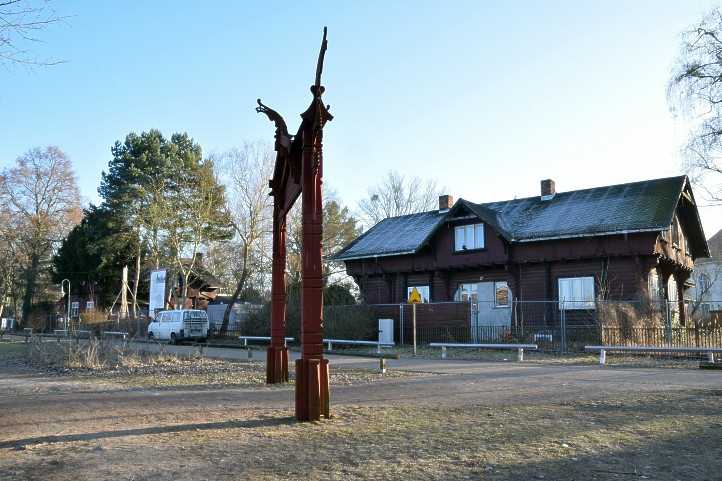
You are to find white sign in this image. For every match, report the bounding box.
[149,269,167,319]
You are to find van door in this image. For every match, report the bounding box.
[159,312,170,340]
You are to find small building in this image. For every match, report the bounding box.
[691,229,722,312]
[334,176,709,328]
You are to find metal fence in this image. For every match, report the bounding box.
[26,298,720,352]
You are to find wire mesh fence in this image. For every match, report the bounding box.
[20,298,721,354]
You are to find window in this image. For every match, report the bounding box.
[558,277,595,310]
[86,301,95,311]
[456,283,478,303]
[495,281,510,308]
[407,286,430,303]
[454,223,485,251]
[70,301,80,318]
[648,269,661,302]
[667,275,678,310]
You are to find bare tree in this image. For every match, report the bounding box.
[0,146,81,323]
[286,192,361,286]
[668,8,722,203]
[358,170,444,225]
[0,0,67,66]
[213,143,274,335]
[0,207,22,319]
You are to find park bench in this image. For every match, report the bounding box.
[429,343,539,361]
[238,336,294,348]
[238,336,294,359]
[585,345,722,365]
[323,338,395,354]
[102,331,129,341]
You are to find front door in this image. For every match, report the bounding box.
[474,281,512,340]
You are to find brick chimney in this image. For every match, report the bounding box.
[541,179,556,200]
[438,194,453,212]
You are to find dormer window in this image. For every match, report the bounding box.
[454,223,484,251]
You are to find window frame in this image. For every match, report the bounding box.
[494,281,511,308]
[453,222,485,252]
[558,276,596,310]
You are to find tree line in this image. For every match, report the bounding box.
[0,129,441,331]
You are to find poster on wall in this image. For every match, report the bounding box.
[149,269,167,319]
[407,286,430,303]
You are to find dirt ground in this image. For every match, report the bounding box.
[1,340,722,481]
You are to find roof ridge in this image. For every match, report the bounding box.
[472,175,688,207]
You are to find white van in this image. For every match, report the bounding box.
[147,309,209,344]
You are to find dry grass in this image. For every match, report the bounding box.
[1,389,720,480]
[0,340,412,390]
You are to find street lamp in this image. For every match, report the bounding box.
[60,279,70,331]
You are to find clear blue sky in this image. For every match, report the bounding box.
[2,0,721,237]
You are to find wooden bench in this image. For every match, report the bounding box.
[585,345,722,365]
[323,339,395,354]
[429,343,539,361]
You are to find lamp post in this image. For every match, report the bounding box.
[60,279,70,331]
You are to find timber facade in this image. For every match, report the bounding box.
[334,176,710,327]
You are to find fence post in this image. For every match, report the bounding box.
[599,349,606,365]
[399,303,404,346]
[441,345,447,360]
[412,303,417,356]
[517,348,524,362]
[666,302,673,345]
[560,301,567,354]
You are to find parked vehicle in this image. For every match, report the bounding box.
[147,309,209,344]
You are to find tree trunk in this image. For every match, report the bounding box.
[132,243,141,318]
[220,242,250,337]
[219,268,248,337]
[21,253,40,326]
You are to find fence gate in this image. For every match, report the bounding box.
[471,282,513,341]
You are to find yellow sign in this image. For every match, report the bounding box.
[408,287,422,304]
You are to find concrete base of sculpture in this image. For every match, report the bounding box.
[266,346,289,384]
[295,358,330,421]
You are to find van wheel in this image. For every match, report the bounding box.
[148,332,154,341]
[170,332,177,345]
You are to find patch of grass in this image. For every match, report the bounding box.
[0,341,27,362]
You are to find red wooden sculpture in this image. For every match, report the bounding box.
[256,28,332,421]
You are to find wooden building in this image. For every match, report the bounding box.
[334,176,709,327]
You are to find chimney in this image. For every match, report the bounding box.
[540,179,556,201]
[439,194,453,212]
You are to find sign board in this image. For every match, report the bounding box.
[149,269,167,319]
[407,287,423,304]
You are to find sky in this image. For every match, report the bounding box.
[2,0,722,238]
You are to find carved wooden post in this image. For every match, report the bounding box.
[257,27,332,421]
[295,112,330,421]
[267,203,289,383]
